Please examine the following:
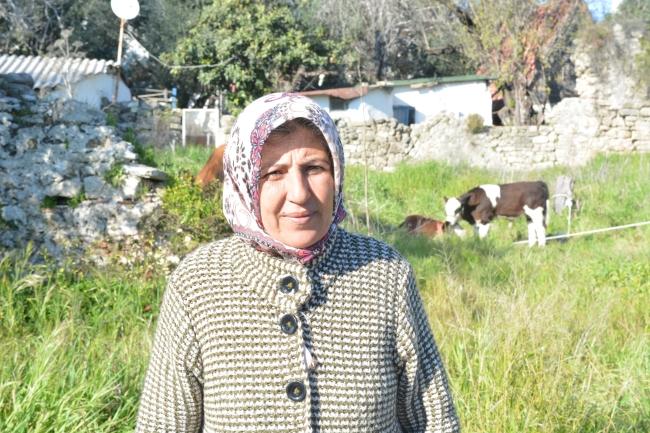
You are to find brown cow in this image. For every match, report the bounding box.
[195,144,226,188]
[399,215,452,239]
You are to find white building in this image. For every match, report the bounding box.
[0,54,131,109]
[300,75,495,126]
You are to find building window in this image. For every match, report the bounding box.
[393,105,415,125]
[330,97,348,111]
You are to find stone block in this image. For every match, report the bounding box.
[619,108,639,117]
[387,143,403,154]
[634,140,650,151]
[2,205,27,225]
[52,99,106,125]
[635,121,650,135]
[46,178,82,198]
[618,130,632,139]
[611,117,625,127]
[639,107,650,117]
[532,135,549,144]
[626,117,637,127]
[122,163,168,181]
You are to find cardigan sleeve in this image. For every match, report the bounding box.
[395,265,460,433]
[135,279,204,433]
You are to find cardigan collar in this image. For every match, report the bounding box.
[234,227,342,311]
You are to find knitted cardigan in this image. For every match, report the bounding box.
[135,228,460,432]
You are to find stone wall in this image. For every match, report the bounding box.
[109,100,182,149]
[340,24,650,172]
[0,73,165,258]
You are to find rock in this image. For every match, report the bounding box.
[619,108,639,117]
[52,99,106,125]
[2,205,27,225]
[45,178,83,198]
[4,73,35,87]
[122,164,167,180]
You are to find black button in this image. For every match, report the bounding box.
[279,275,299,294]
[286,381,306,402]
[280,314,298,334]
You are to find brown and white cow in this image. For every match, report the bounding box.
[399,215,450,238]
[195,144,226,188]
[444,181,550,246]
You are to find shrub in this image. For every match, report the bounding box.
[67,189,86,208]
[124,128,157,167]
[140,170,231,256]
[466,113,485,134]
[103,162,125,188]
[106,111,118,127]
[40,196,57,209]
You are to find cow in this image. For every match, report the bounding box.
[399,215,450,239]
[195,144,226,188]
[444,181,550,246]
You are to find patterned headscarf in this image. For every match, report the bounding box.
[222,93,346,264]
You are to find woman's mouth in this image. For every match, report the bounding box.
[283,212,314,224]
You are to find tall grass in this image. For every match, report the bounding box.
[1,153,648,431]
[343,153,650,432]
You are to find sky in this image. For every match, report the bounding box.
[585,0,620,21]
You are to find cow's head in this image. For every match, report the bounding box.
[444,196,463,225]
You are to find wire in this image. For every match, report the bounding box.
[512,220,650,245]
[124,30,235,70]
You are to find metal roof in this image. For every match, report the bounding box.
[0,55,118,89]
[374,74,497,88]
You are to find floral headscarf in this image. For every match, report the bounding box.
[222,93,346,264]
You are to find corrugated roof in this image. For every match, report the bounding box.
[0,55,117,89]
[374,74,497,88]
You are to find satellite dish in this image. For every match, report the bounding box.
[111,0,140,20]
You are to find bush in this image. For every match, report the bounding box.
[466,113,485,134]
[140,170,231,257]
[103,162,125,188]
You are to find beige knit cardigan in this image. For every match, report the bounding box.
[135,228,460,432]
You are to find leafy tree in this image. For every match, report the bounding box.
[618,0,650,25]
[168,0,336,112]
[303,0,470,82]
[435,0,589,125]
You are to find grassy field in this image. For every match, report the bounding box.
[1,150,648,432]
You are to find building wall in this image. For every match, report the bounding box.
[46,74,131,109]
[306,81,492,126]
[309,95,330,112]
[322,88,392,122]
[392,81,493,125]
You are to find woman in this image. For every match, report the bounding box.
[135,93,460,432]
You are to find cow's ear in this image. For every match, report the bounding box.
[443,196,449,203]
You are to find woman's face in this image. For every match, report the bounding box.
[259,127,334,249]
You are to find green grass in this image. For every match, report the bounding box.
[153,145,214,177]
[1,153,649,432]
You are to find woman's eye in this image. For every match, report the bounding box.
[307,165,324,173]
[263,170,282,179]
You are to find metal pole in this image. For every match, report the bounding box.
[113,18,125,103]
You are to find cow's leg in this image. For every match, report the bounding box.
[453,223,466,237]
[476,222,490,238]
[524,205,546,247]
[527,221,538,247]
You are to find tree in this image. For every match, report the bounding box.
[168,0,336,112]
[303,0,470,81]
[435,0,589,125]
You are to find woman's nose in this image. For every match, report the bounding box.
[286,169,311,203]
